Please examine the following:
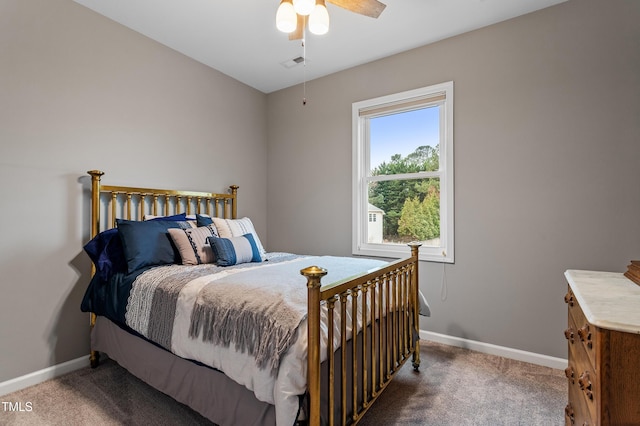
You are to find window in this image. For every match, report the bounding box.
[352,81,454,263]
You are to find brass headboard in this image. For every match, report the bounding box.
[86,170,239,368]
[88,170,238,239]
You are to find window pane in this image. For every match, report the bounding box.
[353,81,453,262]
[368,177,441,247]
[370,106,440,175]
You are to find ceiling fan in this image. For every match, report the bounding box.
[276,0,386,40]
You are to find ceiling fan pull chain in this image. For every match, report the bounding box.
[302,34,307,105]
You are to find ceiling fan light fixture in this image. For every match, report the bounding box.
[276,0,297,33]
[293,0,315,16]
[309,1,329,35]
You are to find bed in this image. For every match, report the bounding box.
[81,170,425,426]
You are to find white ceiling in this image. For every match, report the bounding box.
[73,0,566,94]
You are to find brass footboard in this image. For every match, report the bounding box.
[302,244,421,426]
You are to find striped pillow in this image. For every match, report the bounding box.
[211,217,266,260]
[167,225,219,265]
[208,234,262,266]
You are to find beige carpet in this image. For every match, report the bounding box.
[1,341,566,425]
[359,342,566,425]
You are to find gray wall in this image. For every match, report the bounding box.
[266,0,640,359]
[2,0,638,385]
[0,0,267,382]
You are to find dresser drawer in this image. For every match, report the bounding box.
[565,288,597,368]
[567,313,597,423]
[566,381,593,426]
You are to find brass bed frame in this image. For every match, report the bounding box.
[87,170,421,426]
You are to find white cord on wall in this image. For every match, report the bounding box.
[440,261,448,301]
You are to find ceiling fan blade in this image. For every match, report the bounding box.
[327,0,386,18]
[289,14,305,40]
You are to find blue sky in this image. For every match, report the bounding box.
[370,106,440,169]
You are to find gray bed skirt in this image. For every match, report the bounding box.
[93,313,410,425]
[92,316,278,426]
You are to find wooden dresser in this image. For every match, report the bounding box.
[563,270,640,426]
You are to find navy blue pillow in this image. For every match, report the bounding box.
[196,214,213,227]
[83,228,126,281]
[116,219,190,273]
[146,213,188,222]
[84,213,188,279]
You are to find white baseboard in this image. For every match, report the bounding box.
[420,330,568,370]
[0,333,567,397]
[0,355,89,397]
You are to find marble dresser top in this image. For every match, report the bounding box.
[565,270,640,334]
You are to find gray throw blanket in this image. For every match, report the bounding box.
[189,256,387,376]
[125,253,302,351]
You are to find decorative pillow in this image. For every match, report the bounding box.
[196,214,213,227]
[208,234,262,266]
[211,217,266,260]
[116,219,191,272]
[143,213,187,221]
[83,228,126,281]
[167,225,219,265]
[143,212,199,227]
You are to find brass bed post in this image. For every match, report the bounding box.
[87,170,104,368]
[301,265,327,426]
[408,243,422,371]
[229,185,239,219]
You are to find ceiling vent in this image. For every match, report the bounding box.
[280,56,306,69]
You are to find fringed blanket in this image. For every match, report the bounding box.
[124,254,388,426]
[189,260,308,375]
[125,253,303,350]
[189,256,388,375]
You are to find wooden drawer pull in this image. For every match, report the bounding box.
[564,327,575,344]
[564,366,575,384]
[564,292,575,306]
[565,403,575,424]
[578,371,593,400]
[577,324,592,348]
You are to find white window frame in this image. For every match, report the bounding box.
[352,81,454,263]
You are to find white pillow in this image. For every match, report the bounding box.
[211,217,266,260]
